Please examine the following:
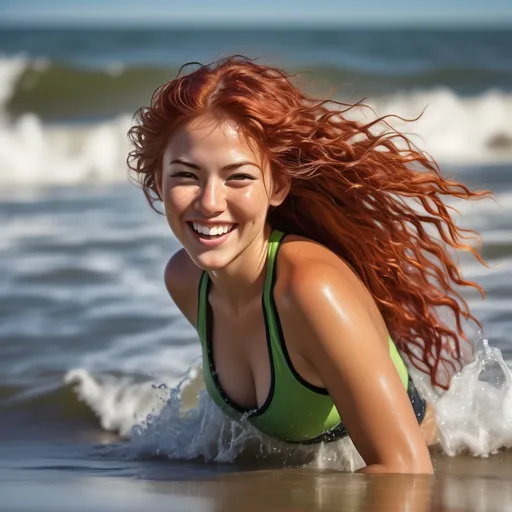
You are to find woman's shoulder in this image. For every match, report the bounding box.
[275,233,384,331]
[164,248,202,326]
[277,234,366,295]
[274,235,388,356]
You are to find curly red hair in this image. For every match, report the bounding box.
[128,55,489,389]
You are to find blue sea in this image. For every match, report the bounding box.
[1,26,512,511]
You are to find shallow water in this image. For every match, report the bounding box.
[2,441,512,512]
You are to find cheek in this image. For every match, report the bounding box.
[232,187,271,218]
[167,183,194,208]
[164,187,194,225]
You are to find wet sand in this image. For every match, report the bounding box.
[3,441,512,512]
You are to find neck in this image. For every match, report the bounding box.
[208,225,273,315]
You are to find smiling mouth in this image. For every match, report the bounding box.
[187,222,237,239]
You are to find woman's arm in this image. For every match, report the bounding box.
[163,248,201,328]
[277,260,433,474]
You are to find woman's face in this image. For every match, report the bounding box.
[159,114,288,271]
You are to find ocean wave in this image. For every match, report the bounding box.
[369,88,512,165]
[1,56,511,185]
[3,55,512,121]
[5,57,174,121]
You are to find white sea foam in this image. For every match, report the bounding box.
[0,113,133,186]
[64,368,175,437]
[368,88,512,164]
[436,336,512,456]
[0,55,28,107]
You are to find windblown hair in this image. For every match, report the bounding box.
[128,55,488,389]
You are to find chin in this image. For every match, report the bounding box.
[190,252,232,271]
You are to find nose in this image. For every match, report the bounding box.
[197,178,226,216]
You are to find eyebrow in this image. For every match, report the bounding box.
[169,158,260,172]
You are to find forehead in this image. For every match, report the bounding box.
[165,114,260,162]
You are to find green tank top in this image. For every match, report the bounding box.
[197,229,414,444]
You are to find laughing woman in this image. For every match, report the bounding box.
[128,56,487,474]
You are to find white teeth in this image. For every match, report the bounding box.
[191,223,233,236]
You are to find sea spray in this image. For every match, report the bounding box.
[130,383,365,471]
[63,368,171,437]
[435,335,512,456]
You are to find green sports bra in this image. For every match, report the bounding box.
[197,229,426,444]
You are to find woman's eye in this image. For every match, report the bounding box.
[171,172,198,179]
[228,173,256,181]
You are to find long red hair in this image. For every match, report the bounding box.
[128,56,488,389]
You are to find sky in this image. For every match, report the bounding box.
[0,0,511,27]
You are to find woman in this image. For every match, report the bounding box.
[128,56,487,474]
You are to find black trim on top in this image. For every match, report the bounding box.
[407,378,427,425]
[268,234,330,396]
[197,271,207,330]
[203,274,276,417]
[256,293,277,416]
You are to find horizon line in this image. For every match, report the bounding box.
[1,19,511,29]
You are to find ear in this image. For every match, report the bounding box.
[269,172,291,207]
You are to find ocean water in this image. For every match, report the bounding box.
[1,26,512,511]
